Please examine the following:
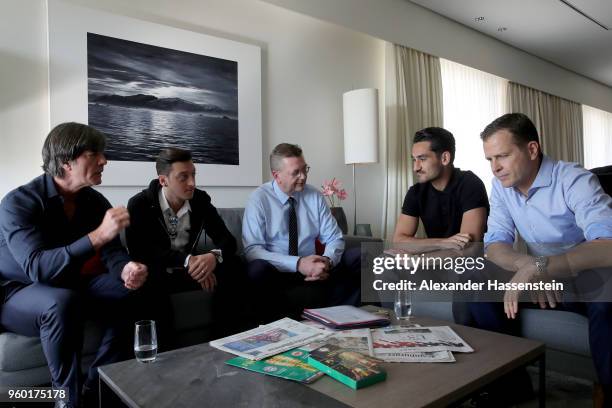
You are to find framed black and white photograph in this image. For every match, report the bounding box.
[48,0,262,186]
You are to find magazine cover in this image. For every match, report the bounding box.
[226,348,324,384]
[307,343,387,389]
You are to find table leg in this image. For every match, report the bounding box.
[99,377,128,408]
[538,354,546,408]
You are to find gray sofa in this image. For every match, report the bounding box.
[0,207,377,391]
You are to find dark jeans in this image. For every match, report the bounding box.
[0,274,134,407]
[245,248,361,324]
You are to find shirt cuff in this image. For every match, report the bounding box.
[483,231,515,248]
[184,254,191,268]
[71,235,95,259]
[585,225,612,241]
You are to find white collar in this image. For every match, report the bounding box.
[158,188,191,218]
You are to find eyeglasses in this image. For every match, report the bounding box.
[288,166,310,178]
[168,215,179,240]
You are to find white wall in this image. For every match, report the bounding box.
[263,0,612,113]
[0,0,385,237]
[0,1,49,200]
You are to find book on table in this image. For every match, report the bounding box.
[307,343,387,389]
[302,305,390,329]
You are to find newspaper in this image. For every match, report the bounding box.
[372,326,474,361]
[376,349,455,363]
[301,328,375,357]
[210,318,330,360]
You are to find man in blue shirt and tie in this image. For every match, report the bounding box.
[474,113,612,407]
[242,143,360,323]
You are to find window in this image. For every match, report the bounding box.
[440,59,508,195]
[583,104,612,169]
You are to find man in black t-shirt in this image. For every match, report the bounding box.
[393,127,489,248]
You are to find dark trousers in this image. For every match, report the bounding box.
[140,256,253,345]
[0,274,133,407]
[245,248,361,324]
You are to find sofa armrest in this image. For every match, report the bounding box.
[344,235,383,250]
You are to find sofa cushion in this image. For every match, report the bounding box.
[0,332,45,372]
[521,308,590,357]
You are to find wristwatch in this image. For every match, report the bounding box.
[534,256,548,279]
[209,249,223,264]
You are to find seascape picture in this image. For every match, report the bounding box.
[87,32,239,165]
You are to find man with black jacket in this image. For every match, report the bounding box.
[127,147,246,341]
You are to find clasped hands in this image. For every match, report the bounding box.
[298,255,332,282]
[121,261,148,290]
[503,255,562,319]
[187,253,218,291]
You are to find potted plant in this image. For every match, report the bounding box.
[321,178,348,234]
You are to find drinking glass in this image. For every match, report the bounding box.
[134,320,157,363]
[394,289,412,321]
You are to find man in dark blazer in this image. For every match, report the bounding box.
[0,122,148,408]
[126,147,247,340]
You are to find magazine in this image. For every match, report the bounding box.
[303,305,390,329]
[372,326,474,359]
[225,348,324,383]
[308,344,387,389]
[301,328,375,357]
[210,318,330,360]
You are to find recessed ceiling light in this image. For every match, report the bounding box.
[474,16,485,22]
[497,27,507,32]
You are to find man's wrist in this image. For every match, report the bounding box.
[296,256,303,273]
[534,256,548,280]
[209,249,223,265]
[323,256,333,268]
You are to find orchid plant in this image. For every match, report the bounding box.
[321,178,348,207]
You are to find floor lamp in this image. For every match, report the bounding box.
[343,88,379,236]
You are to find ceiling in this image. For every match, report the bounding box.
[409,0,612,88]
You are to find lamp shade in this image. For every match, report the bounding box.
[343,88,379,164]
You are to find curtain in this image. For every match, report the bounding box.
[583,105,612,169]
[507,82,584,164]
[440,59,508,195]
[382,43,443,239]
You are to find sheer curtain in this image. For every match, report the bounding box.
[382,43,443,239]
[507,82,584,164]
[583,105,612,169]
[440,59,508,195]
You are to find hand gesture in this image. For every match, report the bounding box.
[440,233,471,250]
[188,253,217,284]
[298,255,330,282]
[121,261,148,290]
[89,207,130,249]
[199,272,218,292]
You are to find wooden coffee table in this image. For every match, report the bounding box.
[98,316,545,408]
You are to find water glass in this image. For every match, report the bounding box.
[134,320,157,363]
[394,289,412,321]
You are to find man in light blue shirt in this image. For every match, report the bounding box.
[243,143,360,323]
[474,113,612,406]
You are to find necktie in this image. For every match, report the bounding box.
[288,197,298,256]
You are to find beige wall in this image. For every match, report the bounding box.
[0,0,385,237]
